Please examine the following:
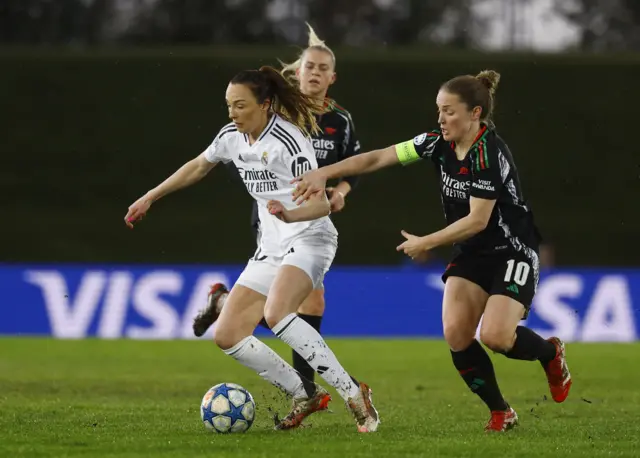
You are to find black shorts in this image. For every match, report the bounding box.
[442,248,540,317]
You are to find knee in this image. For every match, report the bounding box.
[479,325,515,353]
[214,324,241,351]
[298,290,325,316]
[264,307,287,330]
[443,322,476,352]
[264,292,307,329]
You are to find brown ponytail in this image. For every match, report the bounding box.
[230,66,320,137]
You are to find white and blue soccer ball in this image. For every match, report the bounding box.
[200,383,256,433]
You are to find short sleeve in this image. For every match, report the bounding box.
[338,112,361,188]
[286,139,318,178]
[341,112,361,160]
[469,142,503,200]
[266,123,318,179]
[202,124,236,164]
[394,130,441,165]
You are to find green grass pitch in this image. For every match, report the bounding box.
[0,338,637,457]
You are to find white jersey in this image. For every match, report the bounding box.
[203,114,338,257]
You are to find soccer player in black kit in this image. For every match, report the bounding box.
[193,24,361,390]
[292,70,572,432]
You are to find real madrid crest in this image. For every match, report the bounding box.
[261,151,269,166]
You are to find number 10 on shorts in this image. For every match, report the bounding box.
[504,259,530,286]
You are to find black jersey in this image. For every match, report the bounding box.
[225,98,361,235]
[395,124,542,256]
[311,98,361,182]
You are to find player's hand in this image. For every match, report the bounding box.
[411,251,432,264]
[125,195,152,229]
[396,230,430,259]
[326,187,345,213]
[291,169,327,205]
[267,200,290,222]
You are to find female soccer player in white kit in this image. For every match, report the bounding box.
[194,23,363,387]
[124,66,379,433]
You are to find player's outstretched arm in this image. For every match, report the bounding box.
[291,145,398,204]
[396,197,496,258]
[124,154,216,228]
[267,190,330,223]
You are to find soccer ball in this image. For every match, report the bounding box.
[200,383,256,433]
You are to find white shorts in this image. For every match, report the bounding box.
[235,240,336,297]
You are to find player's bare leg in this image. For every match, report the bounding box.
[213,285,264,349]
[194,282,275,335]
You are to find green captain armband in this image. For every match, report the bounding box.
[395,140,421,165]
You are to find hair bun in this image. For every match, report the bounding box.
[476,70,500,96]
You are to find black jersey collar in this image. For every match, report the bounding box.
[449,122,490,151]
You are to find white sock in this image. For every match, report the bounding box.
[223,336,311,399]
[272,314,360,401]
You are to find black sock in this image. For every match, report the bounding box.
[258,317,270,329]
[451,340,509,412]
[292,314,323,383]
[299,373,317,398]
[502,326,557,366]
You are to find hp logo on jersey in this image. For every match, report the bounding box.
[291,157,312,177]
